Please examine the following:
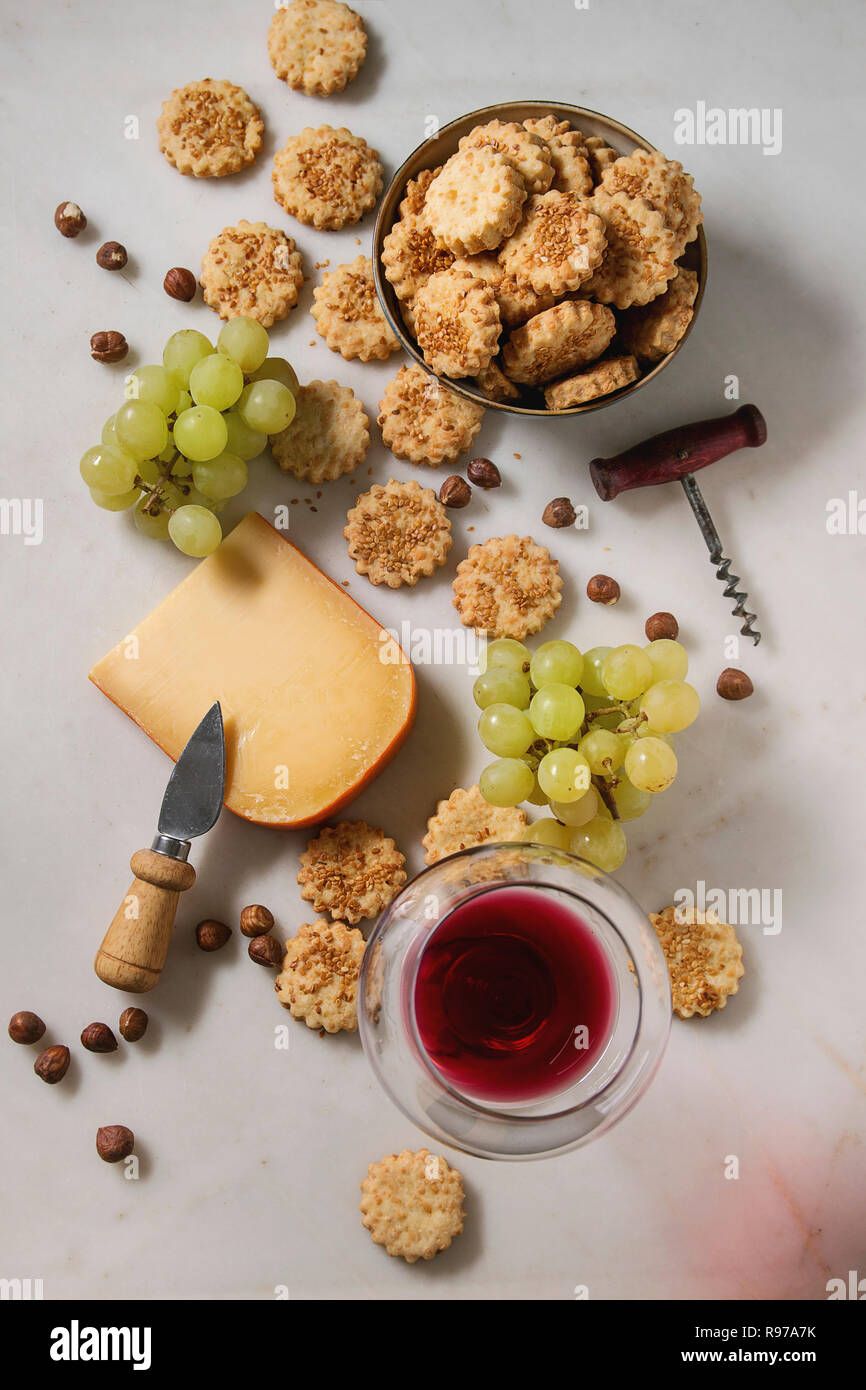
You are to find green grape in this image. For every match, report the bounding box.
[168,505,223,558]
[551,787,598,827]
[624,737,678,793]
[570,816,627,872]
[115,401,169,461]
[89,485,141,511]
[639,680,700,734]
[580,646,612,698]
[529,684,585,741]
[157,433,177,464]
[174,405,228,462]
[612,779,652,821]
[529,639,583,689]
[238,380,296,434]
[479,758,535,808]
[133,501,170,539]
[217,316,269,373]
[537,747,591,803]
[101,415,119,446]
[136,459,162,486]
[644,638,688,683]
[249,357,299,395]
[192,452,248,501]
[602,644,654,700]
[79,444,138,495]
[126,364,181,416]
[579,728,624,775]
[526,773,549,806]
[582,693,622,732]
[189,354,244,412]
[163,330,214,388]
[181,487,218,510]
[158,481,186,512]
[483,638,531,675]
[175,390,192,415]
[477,703,534,758]
[171,455,194,478]
[523,819,572,850]
[472,668,531,711]
[223,409,267,461]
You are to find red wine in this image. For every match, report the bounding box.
[413,887,616,1103]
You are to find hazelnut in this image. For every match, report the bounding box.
[645,611,679,641]
[96,1125,135,1164]
[54,201,87,238]
[90,330,128,364]
[80,1022,118,1054]
[8,1011,46,1045]
[240,905,275,938]
[248,935,283,968]
[716,668,754,701]
[96,240,128,271]
[587,574,620,605]
[119,1007,148,1043]
[34,1045,70,1085]
[542,497,576,528]
[195,918,232,951]
[467,457,501,489]
[164,267,197,302]
[439,476,472,509]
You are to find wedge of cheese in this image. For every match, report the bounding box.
[90,512,416,827]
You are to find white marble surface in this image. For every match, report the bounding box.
[2,0,864,1301]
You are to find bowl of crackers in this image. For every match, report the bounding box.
[372,101,707,417]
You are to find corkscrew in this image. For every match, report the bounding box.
[589,404,767,644]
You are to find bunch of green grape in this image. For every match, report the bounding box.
[79,317,298,557]
[473,635,700,873]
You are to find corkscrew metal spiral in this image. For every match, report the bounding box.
[680,473,761,645]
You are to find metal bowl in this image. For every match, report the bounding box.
[372,100,707,418]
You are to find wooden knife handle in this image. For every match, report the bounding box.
[94,849,195,993]
[589,404,768,501]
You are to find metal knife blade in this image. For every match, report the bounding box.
[156,702,225,852]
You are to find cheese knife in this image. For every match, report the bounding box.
[94,701,226,992]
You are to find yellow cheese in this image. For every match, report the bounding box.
[90,512,416,827]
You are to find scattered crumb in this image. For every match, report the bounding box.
[513,452,521,459]
[315,259,331,270]
[467,525,475,531]
[311,505,318,512]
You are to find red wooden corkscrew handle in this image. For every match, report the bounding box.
[589,404,768,501]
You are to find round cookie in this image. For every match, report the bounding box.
[382,213,455,303]
[584,189,678,309]
[344,478,452,588]
[543,355,640,409]
[424,146,527,256]
[414,268,501,378]
[298,822,406,925]
[360,1150,465,1264]
[271,380,369,483]
[275,919,365,1033]
[621,267,699,362]
[157,79,263,178]
[497,191,607,297]
[272,126,382,230]
[378,363,485,466]
[267,0,367,96]
[201,220,303,326]
[311,256,401,361]
[649,906,745,1019]
[600,150,702,256]
[422,785,528,865]
[452,534,563,640]
[459,119,554,194]
[502,301,616,386]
